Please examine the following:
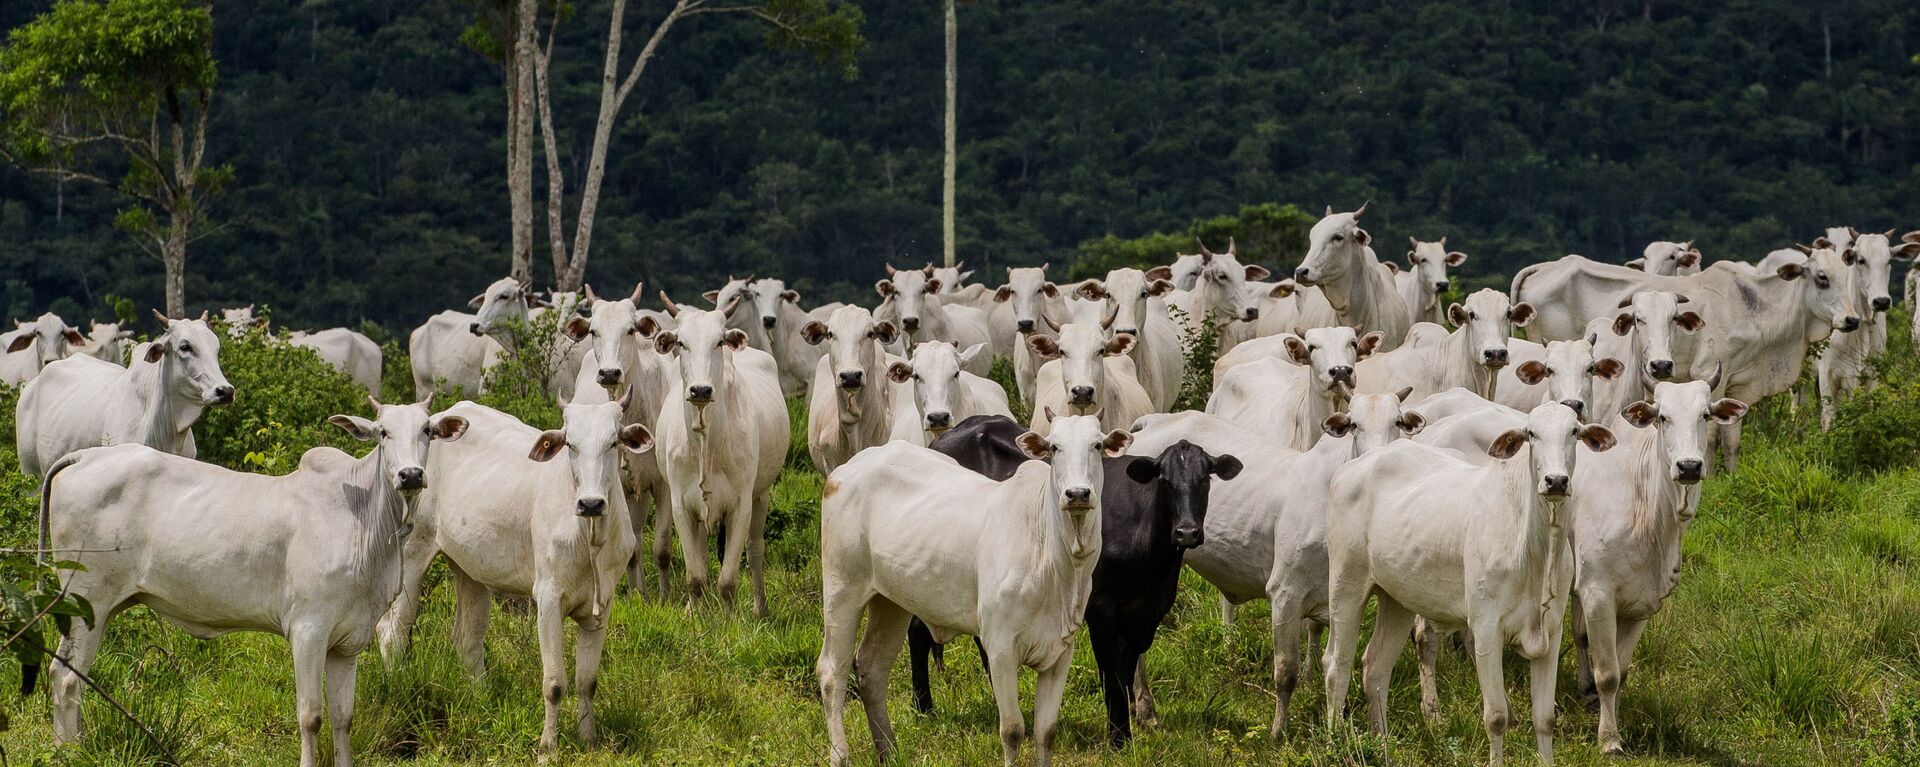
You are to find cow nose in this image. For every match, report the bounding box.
[1244,307,1259,321]
[1483,348,1509,366]
[1560,399,1586,416]
[1293,267,1312,283]
[1675,460,1704,481]
[1016,319,1035,333]
[1648,360,1674,379]
[1434,281,1450,292]
[761,315,777,329]
[1115,327,1139,336]
[597,368,623,386]
[1172,526,1204,549]
[1064,487,1093,505]
[902,317,921,332]
[1839,316,1861,332]
[1873,296,1892,312]
[688,385,714,402]
[212,385,235,404]
[1543,474,1570,497]
[468,322,483,336]
[1328,366,1354,384]
[1069,385,1095,405]
[577,497,607,517]
[397,467,425,491]
[926,411,952,429]
[838,370,864,389]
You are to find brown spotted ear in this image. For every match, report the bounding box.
[1508,302,1536,326]
[1487,429,1527,459]
[924,279,943,294]
[886,361,914,384]
[1613,312,1635,337]
[1675,311,1705,333]
[1357,331,1385,360]
[1678,250,1701,267]
[1354,228,1371,246]
[1578,424,1617,452]
[1903,231,1920,244]
[563,316,591,341]
[870,321,899,345]
[1103,333,1136,357]
[653,331,678,355]
[1896,241,1920,258]
[1622,400,1658,428]
[144,341,167,363]
[528,430,568,462]
[619,424,655,453]
[1813,236,1834,249]
[1591,358,1625,380]
[1268,279,1296,298]
[636,315,662,338]
[1445,251,1468,267]
[1447,303,1470,327]
[722,329,749,350]
[1383,261,1401,275]
[1322,412,1355,437]
[1027,335,1061,359]
[1397,411,1425,435]
[1040,282,1060,298]
[1101,429,1133,457]
[874,279,894,297]
[1709,398,1749,424]
[61,327,86,345]
[994,285,1015,302]
[1076,281,1108,301]
[1516,360,1550,386]
[801,321,830,345]
[783,290,800,303]
[1284,335,1312,365]
[1144,265,1173,282]
[1147,279,1175,297]
[1245,264,1271,281]
[1395,385,1414,402]
[1017,431,1052,460]
[431,414,468,441]
[5,334,31,353]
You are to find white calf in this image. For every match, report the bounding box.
[1027,320,1151,437]
[886,341,1012,446]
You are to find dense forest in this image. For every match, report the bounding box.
[3,0,1916,332]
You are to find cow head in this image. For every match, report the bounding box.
[1487,402,1615,499]
[7,312,86,367]
[145,310,234,407]
[748,277,799,330]
[1612,291,1703,381]
[1407,237,1466,296]
[1028,322,1133,412]
[1515,338,1623,421]
[801,305,895,393]
[1079,267,1174,338]
[329,395,468,506]
[85,321,132,363]
[930,263,974,294]
[1123,440,1240,549]
[701,276,754,321]
[530,400,654,517]
[1774,247,1862,337]
[564,283,650,391]
[1163,253,1205,292]
[1621,377,1746,484]
[891,340,987,436]
[1633,241,1702,276]
[468,277,540,337]
[1847,233,1910,315]
[1185,240,1269,323]
[1295,205,1370,288]
[1285,325,1382,398]
[646,298,745,407]
[876,265,943,339]
[1017,412,1132,557]
[994,265,1057,335]
[1322,391,1425,454]
[1447,289,1531,369]
[215,305,268,340]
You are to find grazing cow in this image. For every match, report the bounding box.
[886,341,1012,446]
[1291,205,1412,351]
[1625,241,1702,275]
[2,312,86,384]
[409,310,503,398]
[1569,377,1745,755]
[42,398,468,767]
[16,312,233,477]
[648,296,788,615]
[1355,289,1532,402]
[1397,238,1467,324]
[1208,326,1384,450]
[875,264,993,372]
[803,306,899,475]
[377,400,649,756]
[740,277,827,395]
[1028,318,1151,438]
[994,265,1065,402]
[1077,268,1182,410]
[1498,336,1625,418]
[1165,241,1268,353]
[1324,403,1614,766]
[289,328,384,393]
[817,414,1132,767]
[1815,232,1917,428]
[79,321,133,365]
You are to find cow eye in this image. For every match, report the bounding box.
[379,428,390,438]
[589,329,600,337]
[1332,234,1344,242]
[179,343,194,354]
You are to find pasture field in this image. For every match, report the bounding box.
[3,324,1920,766]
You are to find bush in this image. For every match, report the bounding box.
[473,310,571,430]
[1168,305,1221,412]
[194,325,369,474]
[1820,363,1920,476]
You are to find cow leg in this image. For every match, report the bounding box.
[621,479,648,594]
[1571,596,1597,708]
[1818,357,1837,430]
[1361,595,1417,737]
[817,583,869,767]
[1468,620,1510,767]
[1718,419,1742,474]
[1528,642,1561,766]
[1131,655,1159,729]
[1269,592,1307,737]
[1218,594,1234,624]
[1032,653,1072,767]
[574,614,608,748]
[715,495,753,609]
[534,588,567,758]
[908,618,937,714]
[1414,617,1442,722]
[1583,600,1625,755]
[855,597,912,764]
[449,562,492,678]
[1088,625,1130,748]
[1321,572,1371,729]
[51,598,115,743]
[650,483,674,602]
[290,627,329,767]
[747,493,771,618]
[985,639,1027,766]
[375,533,437,668]
[673,495,709,601]
[325,650,358,767]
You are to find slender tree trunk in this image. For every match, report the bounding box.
[163,215,188,318]
[536,24,569,286]
[942,0,957,269]
[509,0,538,284]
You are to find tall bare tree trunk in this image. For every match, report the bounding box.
[163,216,188,318]
[941,0,957,269]
[509,0,538,284]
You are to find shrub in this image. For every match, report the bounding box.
[1168,305,1221,412]
[473,310,571,430]
[194,325,368,474]
[1866,693,1920,767]
[1820,368,1920,476]
[986,355,1030,426]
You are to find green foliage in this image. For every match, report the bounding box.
[985,354,1029,426]
[757,0,865,80]
[1867,693,1920,767]
[1073,203,1318,281]
[473,308,572,430]
[1168,304,1220,412]
[1819,330,1920,476]
[192,324,369,473]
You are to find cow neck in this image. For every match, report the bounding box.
[684,358,737,520]
[343,445,412,589]
[1439,325,1498,400]
[134,349,200,453]
[1608,417,1698,602]
[1321,243,1386,321]
[1284,362,1343,450]
[1020,465,1101,633]
[1495,455,1571,650]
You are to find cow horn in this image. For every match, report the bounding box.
[1353,201,1368,218]
[367,394,385,411]
[1617,296,1636,309]
[1226,237,1238,256]
[658,291,682,318]
[417,392,434,410]
[616,388,632,411]
[151,308,171,325]
[1101,302,1119,330]
[629,281,646,304]
[1042,311,1062,334]
[1196,237,1215,258]
[1675,294,1690,303]
[1882,228,1897,239]
[197,309,210,322]
[884,263,897,276]
[922,262,935,275]
[583,284,601,303]
[1324,204,1334,217]
[1705,363,1724,391]
[1640,368,1659,396]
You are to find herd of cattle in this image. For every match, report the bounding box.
[6,206,1918,766]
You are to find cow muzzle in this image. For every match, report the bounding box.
[597,368,624,387]
[687,385,714,404]
[577,497,607,517]
[1541,474,1570,498]
[1327,366,1354,387]
[1293,267,1316,285]
[209,385,235,405]
[1243,307,1259,321]
[1674,459,1704,483]
[925,411,952,431]
[838,370,864,390]
[1648,360,1674,379]
[1482,348,1509,367]
[1873,296,1892,312]
[1016,319,1035,333]
[1560,399,1586,417]
[761,315,777,329]
[397,467,426,492]
[1172,525,1204,549]
[1434,281,1449,292]
[468,322,484,336]
[1838,315,1861,333]
[901,317,921,332]
[1069,386,1096,405]
[1062,487,1094,511]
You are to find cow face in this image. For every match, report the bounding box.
[1488,402,1615,499]
[1515,338,1623,420]
[145,313,235,407]
[892,341,986,435]
[330,398,468,504]
[1189,248,1269,323]
[650,307,746,406]
[1779,247,1862,336]
[1635,241,1701,276]
[701,277,754,320]
[7,312,86,367]
[1622,380,1746,484]
[801,305,895,392]
[86,321,131,363]
[1124,440,1241,549]
[1407,237,1465,295]
[1847,234,1901,315]
[1612,291,1702,381]
[994,265,1057,335]
[749,277,798,330]
[1295,206,1370,287]
[530,401,654,517]
[217,305,266,340]
[568,292,647,391]
[930,263,973,294]
[1017,413,1132,556]
[1322,392,1424,454]
[876,267,943,339]
[1447,289,1530,369]
[468,277,536,338]
[1083,268,1173,338]
[1285,325,1377,396]
[1028,322,1133,411]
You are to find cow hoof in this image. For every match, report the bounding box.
[1602,742,1628,757]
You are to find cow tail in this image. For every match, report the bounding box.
[37,452,84,568]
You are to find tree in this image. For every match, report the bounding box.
[0,0,228,318]
[941,0,956,269]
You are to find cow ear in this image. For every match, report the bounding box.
[619,424,656,454]
[1210,454,1243,480]
[783,290,800,303]
[957,342,986,366]
[1284,335,1312,365]
[1508,302,1536,327]
[1622,400,1658,428]
[722,329,749,350]
[1612,312,1634,337]
[564,316,591,341]
[1405,250,1418,266]
[636,315,662,338]
[1841,248,1860,266]
[1244,264,1271,281]
[1395,385,1414,402]
[430,414,469,441]
[1322,412,1354,437]
[1516,360,1549,386]
[1104,333,1136,357]
[1075,281,1107,301]
[1578,424,1617,452]
[1027,335,1061,359]
[1017,431,1052,460]
[1144,266,1173,282]
[875,279,896,298]
[1895,241,1920,258]
[871,321,899,345]
[329,415,379,441]
[1813,236,1834,249]
[887,361,914,384]
[994,285,1014,302]
[959,270,974,281]
[1357,331,1386,360]
[1625,258,1646,270]
[801,321,829,345]
[467,293,487,310]
[702,289,722,303]
[1267,279,1296,298]
[1445,251,1468,267]
[1447,303,1470,328]
[1678,250,1701,267]
[1675,311,1705,333]
[5,334,31,353]
[1354,228,1371,246]
[1147,278,1176,297]
[1040,282,1060,298]
[925,279,943,294]
[1776,262,1805,281]
[1591,357,1625,380]
[1709,398,1749,424]
[529,430,568,462]
[526,292,550,309]
[62,327,86,345]
[1397,411,1426,436]
[1487,429,1527,460]
[653,331,678,355]
[1125,456,1160,484]
[1383,261,1401,275]
[143,341,167,363]
[1101,429,1133,457]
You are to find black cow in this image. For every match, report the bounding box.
[918,414,1240,748]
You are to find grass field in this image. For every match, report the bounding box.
[4,325,1920,766]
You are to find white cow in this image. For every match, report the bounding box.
[1076,268,1182,410]
[993,265,1065,402]
[1355,289,1532,402]
[289,328,383,393]
[1165,241,1269,354]
[408,310,503,398]
[1165,253,1205,291]
[1324,402,1615,766]
[704,275,770,354]
[1625,241,1702,275]
[1397,238,1467,324]
[803,306,899,475]
[1291,205,1412,350]
[875,265,993,375]
[79,321,133,365]
[817,414,1132,767]
[931,262,996,310]
[1027,320,1151,438]
[42,398,468,767]
[2,312,86,384]
[740,277,829,396]
[377,400,648,755]
[471,277,585,403]
[1208,326,1384,451]
[647,296,788,615]
[1815,232,1917,428]
[16,312,233,477]
[1498,336,1625,419]
[885,341,1012,447]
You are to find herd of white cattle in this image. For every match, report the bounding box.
[7,206,1917,766]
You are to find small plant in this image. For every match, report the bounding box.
[193,323,367,473]
[1866,693,1920,767]
[1167,304,1221,412]
[475,310,571,430]
[986,355,1031,426]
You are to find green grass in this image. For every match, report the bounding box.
[5,339,1920,766]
